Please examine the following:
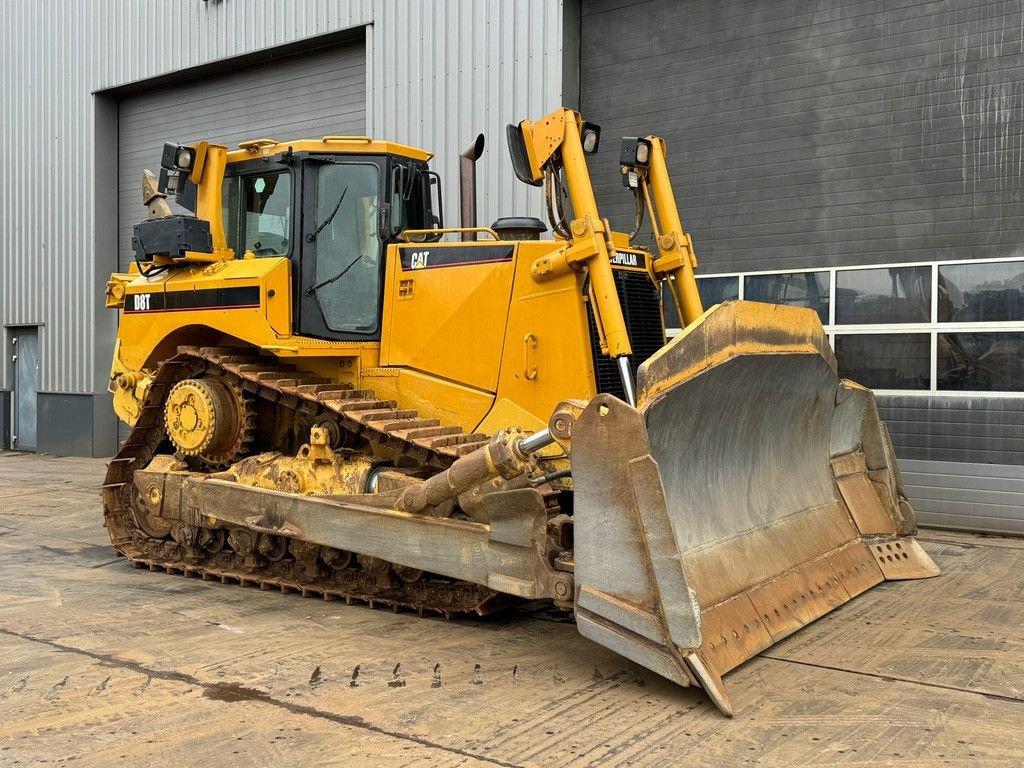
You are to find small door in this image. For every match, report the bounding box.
[11,328,39,451]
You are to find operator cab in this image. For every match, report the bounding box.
[176,138,441,342]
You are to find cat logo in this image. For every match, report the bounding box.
[409,251,430,269]
[610,252,640,268]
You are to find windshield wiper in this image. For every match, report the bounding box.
[304,253,365,296]
[305,186,348,243]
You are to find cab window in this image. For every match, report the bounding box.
[310,163,381,334]
[222,172,292,257]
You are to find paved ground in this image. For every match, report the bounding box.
[0,452,1022,767]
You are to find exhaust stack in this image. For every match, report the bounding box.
[460,133,485,241]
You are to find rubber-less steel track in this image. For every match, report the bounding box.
[101,346,511,618]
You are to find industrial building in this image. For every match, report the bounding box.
[2,0,1021,534]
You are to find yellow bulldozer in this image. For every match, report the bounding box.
[102,107,938,715]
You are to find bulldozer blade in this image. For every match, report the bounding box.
[570,300,938,715]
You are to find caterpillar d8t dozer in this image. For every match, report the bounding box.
[102,107,938,715]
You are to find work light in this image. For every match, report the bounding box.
[176,147,194,170]
[620,137,653,168]
[580,122,601,154]
[161,142,196,172]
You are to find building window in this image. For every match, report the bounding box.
[661,283,681,329]
[744,271,829,324]
[938,262,1024,322]
[688,257,1024,395]
[938,332,1024,392]
[836,266,931,324]
[834,334,931,390]
[696,276,739,308]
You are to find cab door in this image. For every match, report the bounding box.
[299,159,386,341]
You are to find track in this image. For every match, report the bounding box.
[101,346,519,618]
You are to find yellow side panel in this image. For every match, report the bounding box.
[381,244,515,393]
[488,242,597,427]
[116,257,293,373]
[478,397,547,436]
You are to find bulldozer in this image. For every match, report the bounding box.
[102,107,938,715]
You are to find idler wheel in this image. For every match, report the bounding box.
[130,485,172,539]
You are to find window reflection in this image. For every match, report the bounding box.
[313,164,381,334]
[836,266,931,324]
[744,272,830,323]
[834,334,930,389]
[695,276,739,308]
[938,263,1024,322]
[661,283,682,329]
[938,333,1024,391]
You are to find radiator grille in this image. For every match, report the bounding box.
[586,267,666,401]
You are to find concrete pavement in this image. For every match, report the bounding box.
[1,451,1022,767]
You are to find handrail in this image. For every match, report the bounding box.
[322,135,373,143]
[399,227,500,243]
[238,138,280,150]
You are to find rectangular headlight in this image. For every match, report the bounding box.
[160,142,195,172]
[580,121,601,154]
[620,137,653,168]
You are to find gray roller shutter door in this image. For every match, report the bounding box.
[117,42,366,271]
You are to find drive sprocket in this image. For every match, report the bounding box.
[163,376,253,466]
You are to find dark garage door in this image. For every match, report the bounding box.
[578,0,1024,534]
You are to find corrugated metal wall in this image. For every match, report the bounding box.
[576,0,1024,534]
[0,0,564,395]
[901,459,1024,535]
[580,0,1024,274]
[370,1,565,231]
[879,395,1024,466]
